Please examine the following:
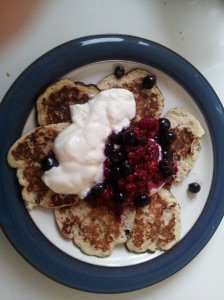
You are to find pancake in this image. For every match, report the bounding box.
[36,79,100,125]
[97,69,164,121]
[165,107,205,182]
[7,123,79,209]
[8,71,206,257]
[54,201,136,257]
[126,188,181,253]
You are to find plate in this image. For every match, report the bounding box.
[25,61,213,268]
[0,35,224,293]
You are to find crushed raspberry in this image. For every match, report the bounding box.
[85,116,177,220]
[144,160,157,173]
[117,178,126,190]
[152,171,162,184]
[125,183,137,193]
[138,170,148,180]
[138,116,159,138]
[125,174,134,183]
[134,146,145,162]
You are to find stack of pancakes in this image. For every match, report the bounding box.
[7,69,204,257]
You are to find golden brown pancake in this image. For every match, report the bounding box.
[55,201,136,257]
[165,107,205,182]
[36,79,100,125]
[7,123,79,209]
[97,69,164,121]
[126,188,181,253]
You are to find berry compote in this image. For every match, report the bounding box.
[85,116,177,220]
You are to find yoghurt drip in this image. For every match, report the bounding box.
[42,88,136,198]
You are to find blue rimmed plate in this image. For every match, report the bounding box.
[0,35,224,293]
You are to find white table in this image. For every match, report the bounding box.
[1,1,224,299]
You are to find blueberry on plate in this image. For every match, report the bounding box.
[114,66,125,78]
[188,182,201,193]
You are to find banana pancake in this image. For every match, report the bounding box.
[165,107,205,182]
[54,201,136,257]
[126,188,181,253]
[97,69,164,121]
[7,68,205,258]
[7,123,79,209]
[36,79,100,126]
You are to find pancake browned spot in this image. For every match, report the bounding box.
[7,123,78,209]
[126,188,181,253]
[165,107,205,182]
[170,127,195,160]
[54,201,136,257]
[36,79,100,125]
[97,69,164,121]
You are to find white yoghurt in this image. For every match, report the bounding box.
[42,88,136,198]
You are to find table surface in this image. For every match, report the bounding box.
[1,1,224,299]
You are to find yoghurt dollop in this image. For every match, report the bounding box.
[42,88,136,198]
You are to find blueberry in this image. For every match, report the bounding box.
[110,149,124,164]
[165,131,176,144]
[158,159,170,173]
[158,159,174,178]
[153,135,160,144]
[158,159,170,171]
[122,160,132,175]
[160,131,176,145]
[92,183,105,196]
[104,140,114,156]
[142,75,156,89]
[162,149,172,159]
[139,136,147,146]
[85,191,94,202]
[162,168,174,178]
[134,195,149,207]
[42,156,59,171]
[114,66,125,78]
[111,131,123,144]
[159,118,171,132]
[122,130,137,145]
[188,182,201,193]
[110,166,122,181]
[113,192,126,205]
